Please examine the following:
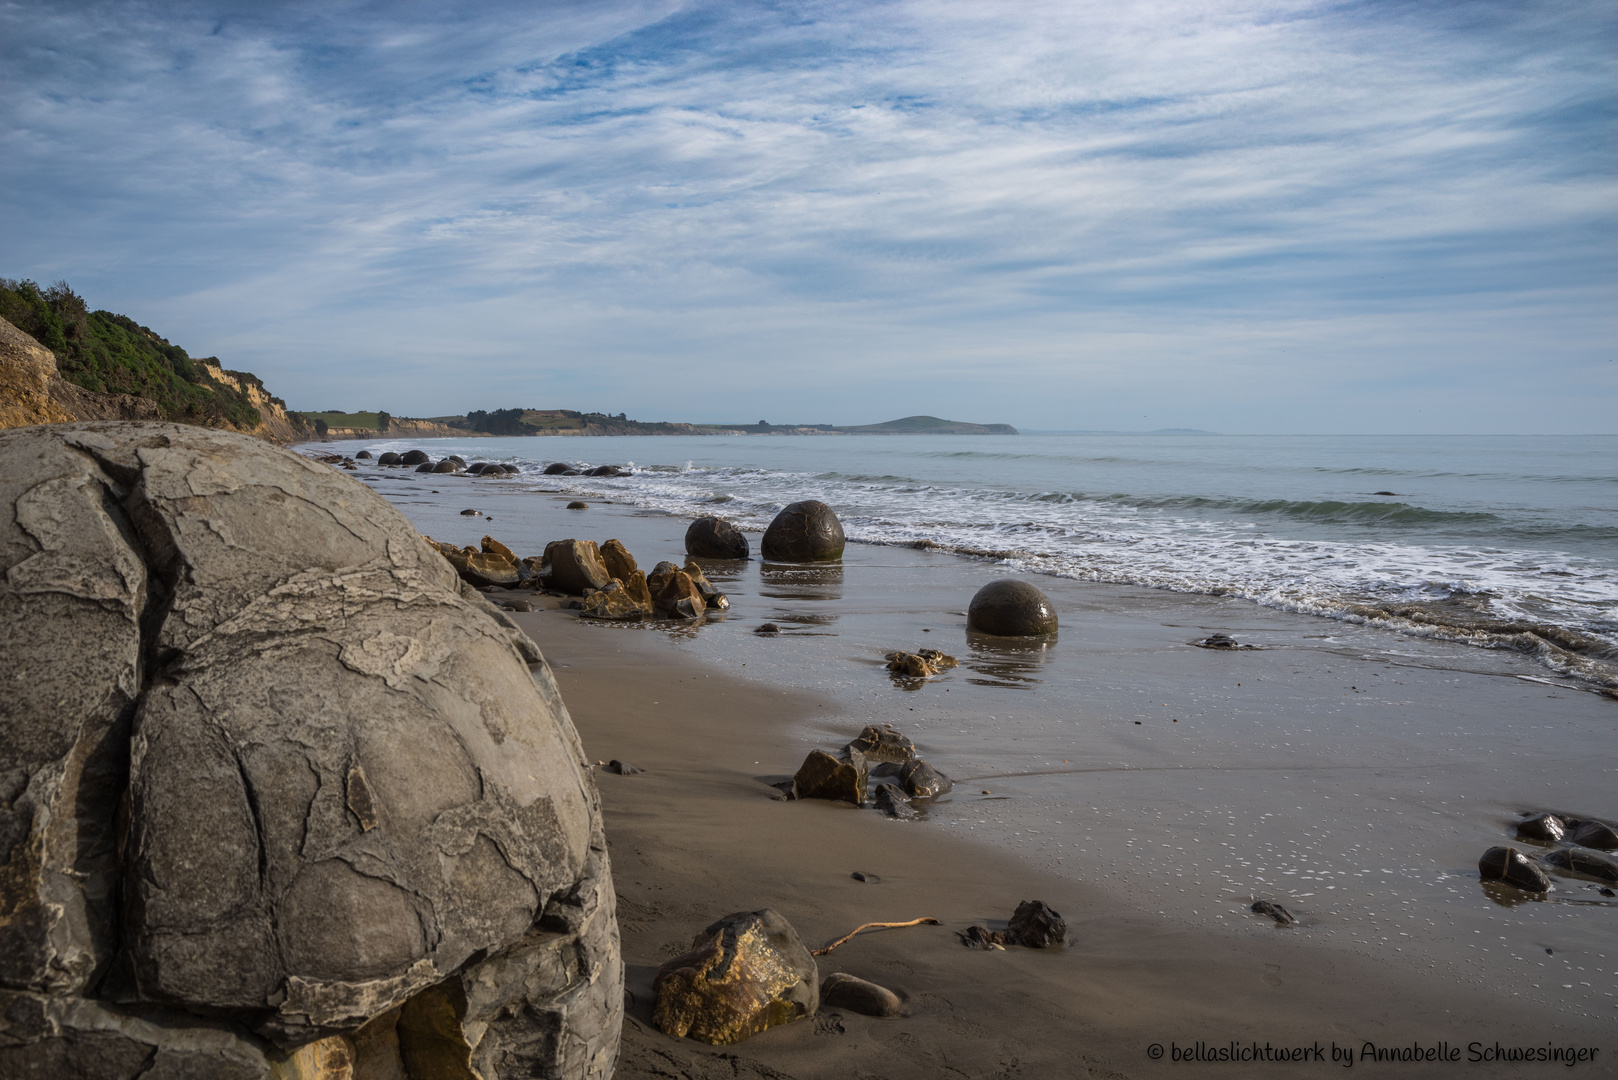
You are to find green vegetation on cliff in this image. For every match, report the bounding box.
[0,278,283,430]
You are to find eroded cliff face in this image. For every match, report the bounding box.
[0,317,76,428]
[0,318,307,444]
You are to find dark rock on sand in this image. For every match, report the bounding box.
[794,749,868,805]
[601,538,638,581]
[355,450,372,459]
[1193,632,1256,650]
[821,973,903,1018]
[967,579,1058,636]
[400,449,430,465]
[756,622,781,635]
[1250,900,1298,926]
[845,724,916,764]
[460,507,480,516]
[959,926,1008,949]
[874,785,918,820]
[686,516,751,560]
[1008,900,1067,948]
[761,500,845,562]
[546,539,613,596]
[1542,848,1618,884]
[567,500,589,509]
[653,909,818,1045]
[851,871,882,883]
[499,599,535,612]
[415,461,435,472]
[377,451,401,465]
[587,464,626,476]
[1517,813,1567,843]
[1568,819,1618,850]
[544,462,580,475]
[604,760,644,775]
[885,651,939,677]
[1478,846,1551,892]
[898,757,953,798]
[0,422,621,1078]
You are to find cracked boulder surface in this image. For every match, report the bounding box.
[0,423,622,1079]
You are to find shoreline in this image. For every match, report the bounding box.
[514,609,1612,1078]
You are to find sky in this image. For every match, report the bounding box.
[2,0,1614,432]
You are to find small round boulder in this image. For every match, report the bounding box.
[761,500,844,562]
[967,579,1057,636]
[686,516,750,560]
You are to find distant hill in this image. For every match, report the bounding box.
[0,278,308,442]
[837,415,1018,435]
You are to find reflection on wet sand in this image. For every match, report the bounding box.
[759,562,843,602]
[963,631,1056,689]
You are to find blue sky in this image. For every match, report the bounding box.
[3,0,1614,432]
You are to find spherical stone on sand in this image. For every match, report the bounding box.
[761,500,844,562]
[685,516,750,560]
[967,579,1058,636]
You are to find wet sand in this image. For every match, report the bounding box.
[352,464,1616,1075]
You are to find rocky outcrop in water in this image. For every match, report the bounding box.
[0,422,621,1080]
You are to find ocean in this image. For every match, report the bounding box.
[341,432,1618,688]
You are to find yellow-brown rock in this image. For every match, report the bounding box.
[885,651,938,677]
[0,316,75,429]
[481,535,516,561]
[653,909,818,1045]
[546,539,612,595]
[601,538,637,581]
[579,579,649,621]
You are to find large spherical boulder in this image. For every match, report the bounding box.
[399,449,430,465]
[967,579,1058,636]
[685,516,750,560]
[760,500,844,562]
[0,423,621,1080]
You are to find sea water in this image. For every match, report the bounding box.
[322,431,1618,1020]
[340,432,1618,686]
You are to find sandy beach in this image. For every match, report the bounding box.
[352,460,1616,1078]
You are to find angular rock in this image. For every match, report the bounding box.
[600,539,637,582]
[1478,846,1550,892]
[646,565,706,620]
[917,648,957,669]
[481,535,517,562]
[400,450,430,465]
[1542,848,1618,883]
[1250,900,1297,926]
[967,579,1058,636]
[820,973,902,1018]
[377,452,401,465]
[885,651,938,677]
[579,580,648,621]
[1516,813,1567,843]
[1568,819,1618,851]
[1007,900,1066,948]
[685,517,750,560]
[873,786,917,820]
[844,724,916,764]
[652,909,817,1045]
[898,758,952,798]
[457,550,520,589]
[603,760,642,775]
[959,926,1007,949]
[545,540,613,596]
[0,422,621,1077]
[793,749,867,805]
[760,500,844,562]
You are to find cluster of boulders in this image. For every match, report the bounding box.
[424,533,731,622]
[788,725,953,819]
[1479,812,1618,893]
[0,423,621,1080]
[885,648,958,678]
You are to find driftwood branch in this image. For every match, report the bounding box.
[811,917,941,956]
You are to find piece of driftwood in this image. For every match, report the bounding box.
[812,917,940,956]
